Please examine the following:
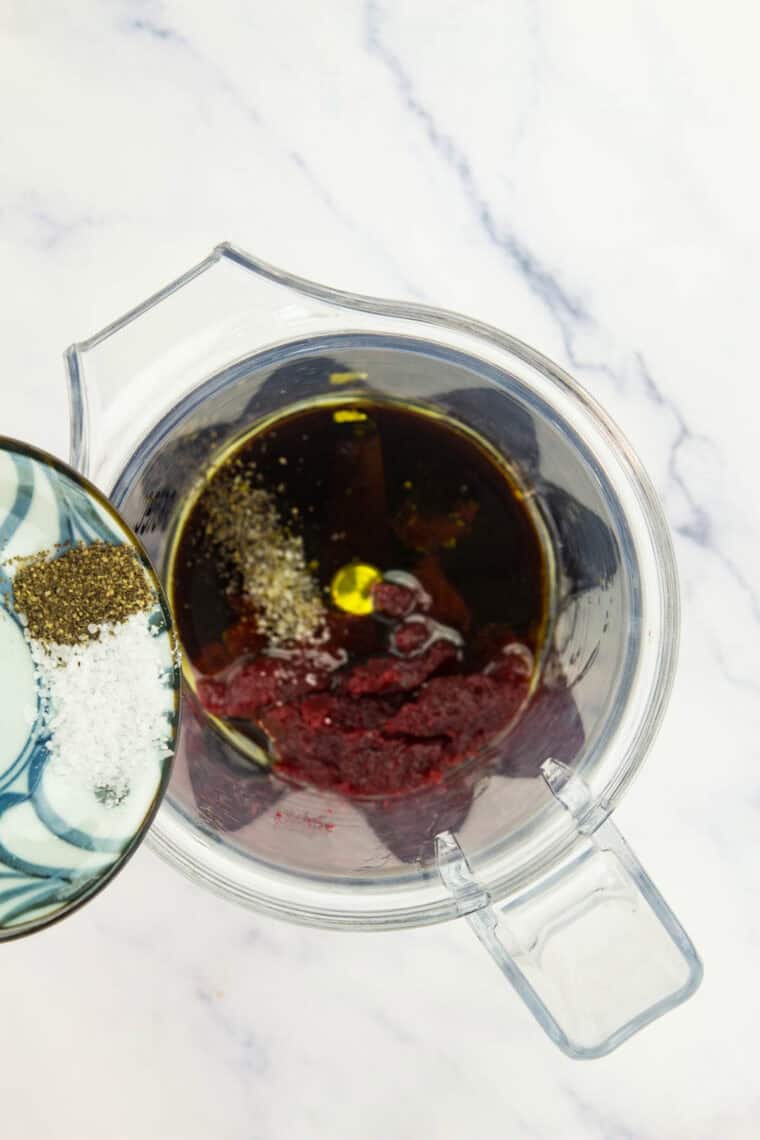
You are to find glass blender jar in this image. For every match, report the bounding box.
[65,243,701,1059]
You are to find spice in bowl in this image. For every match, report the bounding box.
[0,439,178,937]
[13,541,154,644]
[11,541,174,810]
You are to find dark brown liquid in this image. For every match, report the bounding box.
[169,399,551,794]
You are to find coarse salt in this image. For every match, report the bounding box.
[29,612,174,806]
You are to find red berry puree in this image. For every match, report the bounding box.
[171,400,550,798]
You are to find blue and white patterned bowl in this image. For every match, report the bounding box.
[0,438,178,940]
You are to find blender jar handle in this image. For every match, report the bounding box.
[437,773,702,1059]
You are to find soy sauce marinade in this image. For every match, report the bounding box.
[170,400,551,797]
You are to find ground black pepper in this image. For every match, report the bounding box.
[11,541,154,644]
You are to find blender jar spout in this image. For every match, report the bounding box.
[62,244,367,489]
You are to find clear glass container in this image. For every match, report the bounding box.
[65,244,701,1058]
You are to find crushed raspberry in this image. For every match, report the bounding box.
[371,580,418,618]
[341,639,458,696]
[262,702,451,795]
[240,641,528,795]
[385,671,527,743]
[196,620,536,795]
[391,618,434,655]
[196,567,536,796]
[197,655,330,718]
[298,693,399,731]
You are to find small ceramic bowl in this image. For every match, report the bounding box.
[0,437,178,941]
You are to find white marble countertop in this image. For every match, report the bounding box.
[2,2,759,1136]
